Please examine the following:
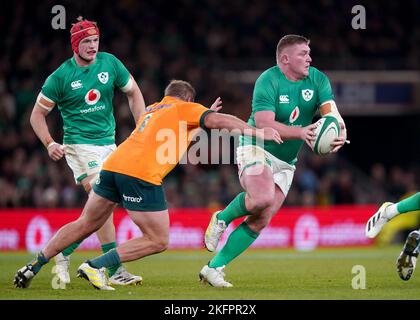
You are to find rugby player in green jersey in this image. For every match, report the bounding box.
[200,35,348,287]
[366,192,420,281]
[30,17,144,286]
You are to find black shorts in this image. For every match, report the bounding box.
[93,170,167,212]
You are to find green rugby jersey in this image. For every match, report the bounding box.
[40,52,131,145]
[241,66,334,165]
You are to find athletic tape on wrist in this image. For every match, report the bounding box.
[47,142,59,149]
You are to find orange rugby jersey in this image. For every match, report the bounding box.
[102,96,213,185]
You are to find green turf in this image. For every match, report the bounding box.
[1,246,419,300]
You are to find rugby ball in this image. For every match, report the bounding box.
[312,116,340,156]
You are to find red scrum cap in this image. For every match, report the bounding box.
[70,17,100,54]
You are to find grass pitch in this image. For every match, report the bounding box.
[0,246,419,300]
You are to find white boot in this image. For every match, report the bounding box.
[199,265,233,288]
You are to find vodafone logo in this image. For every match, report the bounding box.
[289,106,300,123]
[293,214,320,251]
[25,216,52,253]
[85,89,101,105]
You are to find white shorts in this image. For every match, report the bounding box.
[64,144,116,183]
[236,145,296,197]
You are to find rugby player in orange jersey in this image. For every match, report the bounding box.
[14,80,282,290]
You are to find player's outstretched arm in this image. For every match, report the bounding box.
[204,112,282,144]
[254,110,316,146]
[124,75,146,123]
[30,98,65,161]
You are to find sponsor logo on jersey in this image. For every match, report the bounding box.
[138,114,153,132]
[71,80,83,90]
[302,89,314,102]
[80,105,105,114]
[123,194,143,203]
[98,72,109,84]
[289,106,300,123]
[85,89,101,105]
[87,161,99,169]
[279,95,289,103]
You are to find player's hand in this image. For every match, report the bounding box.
[210,97,223,112]
[257,127,283,144]
[300,123,317,148]
[330,123,349,153]
[47,142,65,161]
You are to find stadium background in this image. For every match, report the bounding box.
[0,1,419,259]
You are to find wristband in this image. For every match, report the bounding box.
[47,142,59,149]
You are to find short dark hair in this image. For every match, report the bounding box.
[164,80,196,101]
[276,35,310,60]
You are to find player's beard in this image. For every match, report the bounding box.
[302,63,310,77]
[296,66,309,80]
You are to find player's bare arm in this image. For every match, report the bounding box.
[319,100,349,153]
[204,112,282,144]
[30,97,65,161]
[254,110,316,147]
[124,74,146,123]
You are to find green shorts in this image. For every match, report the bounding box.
[93,170,167,212]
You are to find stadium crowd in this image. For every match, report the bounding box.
[0,0,419,209]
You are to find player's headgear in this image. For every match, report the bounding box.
[70,17,100,54]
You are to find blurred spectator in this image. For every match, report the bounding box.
[331,169,356,204]
[388,166,408,201]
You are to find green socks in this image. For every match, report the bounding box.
[397,192,420,214]
[62,241,121,277]
[209,221,259,268]
[209,193,258,268]
[61,240,82,257]
[100,242,121,277]
[217,192,251,226]
[88,248,121,273]
[29,252,49,274]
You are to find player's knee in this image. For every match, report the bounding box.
[247,214,271,232]
[150,235,169,253]
[249,194,275,212]
[153,239,168,253]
